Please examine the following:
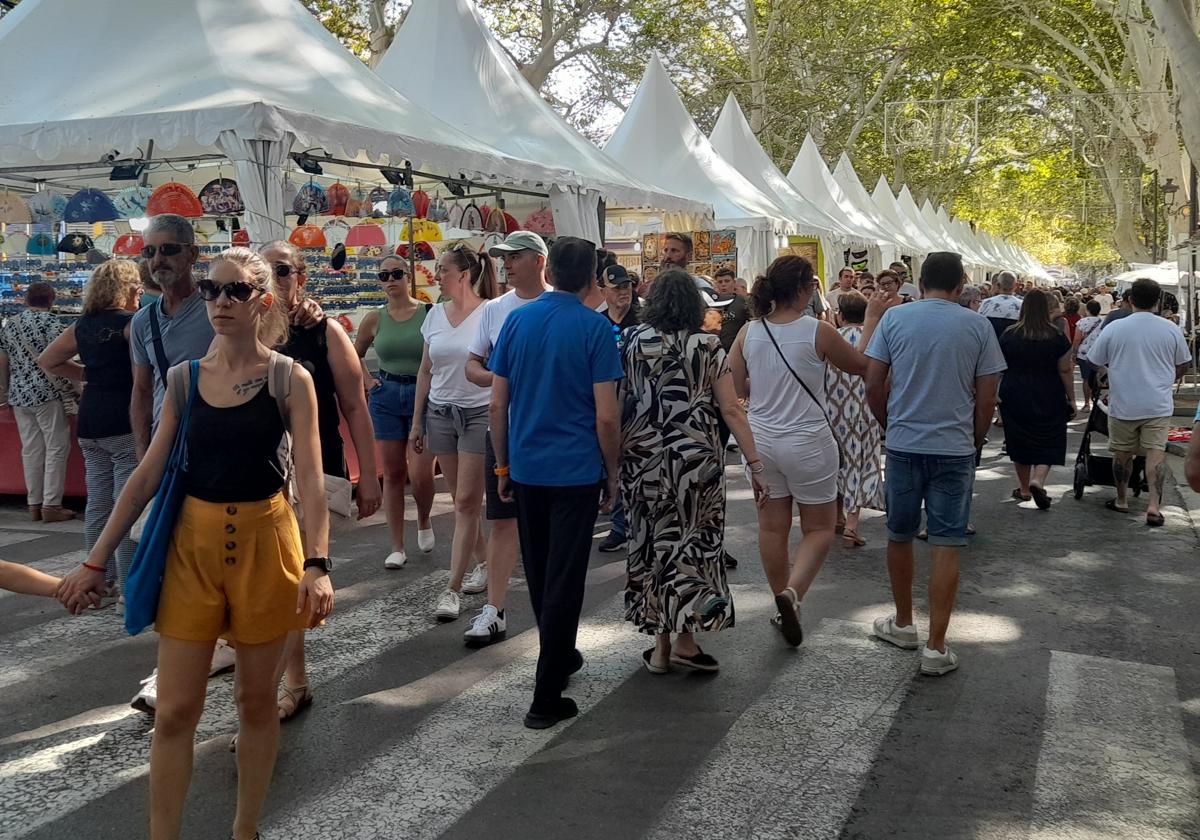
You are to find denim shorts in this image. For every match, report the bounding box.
[885,449,976,547]
[368,377,416,441]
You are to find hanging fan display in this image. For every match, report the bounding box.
[483,208,508,234]
[459,202,483,231]
[478,204,493,228]
[147,182,203,218]
[344,187,366,218]
[523,207,555,235]
[65,188,120,222]
[113,233,145,256]
[447,203,464,229]
[330,243,347,271]
[112,186,153,219]
[233,229,251,246]
[281,174,298,213]
[345,222,386,248]
[367,186,389,215]
[292,181,329,216]
[321,218,351,248]
[289,224,327,249]
[426,195,450,223]
[3,232,30,254]
[502,212,521,234]
[26,191,67,224]
[27,232,57,255]
[198,178,244,215]
[0,191,32,224]
[94,233,118,254]
[400,218,443,243]
[387,187,415,217]
[326,183,350,216]
[411,189,430,219]
[395,241,436,261]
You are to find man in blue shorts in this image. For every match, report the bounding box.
[865,252,1005,675]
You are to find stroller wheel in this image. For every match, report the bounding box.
[1073,462,1087,499]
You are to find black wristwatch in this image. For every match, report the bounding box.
[303,557,333,574]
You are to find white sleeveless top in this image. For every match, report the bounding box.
[743,315,830,436]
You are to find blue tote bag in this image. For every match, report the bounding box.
[124,360,200,636]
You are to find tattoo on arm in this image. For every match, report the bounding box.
[233,375,268,396]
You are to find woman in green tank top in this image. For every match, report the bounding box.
[354,255,437,568]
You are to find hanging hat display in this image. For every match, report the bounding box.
[233,229,251,246]
[56,232,94,255]
[411,189,430,219]
[292,181,329,216]
[459,202,483,231]
[426,195,450,223]
[113,233,144,256]
[523,207,555,235]
[27,232,56,255]
[0,191,32,224]
[64,188,119,222]
[147,182,203,218]
[345,222,387,248]
[387,187,415,217]
[321,218,351,248]
[112,186,153,219]
[326,183,350,216]
[94,233,117,254]
[26,191,67,224]
[198,178,244,215]
[289,224,327,250]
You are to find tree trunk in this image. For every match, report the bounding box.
[1146,0,1200,193]
[365,0,394,68]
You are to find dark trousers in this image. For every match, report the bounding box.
[513,480,601,710]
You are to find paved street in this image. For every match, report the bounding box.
[2,418,1199,839]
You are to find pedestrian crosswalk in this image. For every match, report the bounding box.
[1,522,1198,840]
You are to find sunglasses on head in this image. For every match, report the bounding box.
[378,268,408,283]
[197,277,264,303]
[141,243,186,259]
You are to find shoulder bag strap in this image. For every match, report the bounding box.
[146,305,171,390]
[267,351,292,427]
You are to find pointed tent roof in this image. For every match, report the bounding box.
[832,154,920,252]
[870,177,938,254]
[605,56,791,232]
[0,0,571,187]
[785,136,894,246]
[375,0,705,213]
[708,94,851,239]
[897,186,947,250]
[936,206,987,265]
[953,218,1000,267]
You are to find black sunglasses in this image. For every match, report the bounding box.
[274,263,298,278]
[141,243,186,259]
[198,277,264,303]
[378,268,408,283]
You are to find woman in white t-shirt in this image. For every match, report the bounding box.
[729,256,892,647]
[411,243,497,621]
[1071,299,1103,412]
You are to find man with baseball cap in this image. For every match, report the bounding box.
[461,230,551,648]
[596,264,640,554]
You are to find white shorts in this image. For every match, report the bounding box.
[747,429,839,505]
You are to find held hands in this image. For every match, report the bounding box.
[55,564,106,615]
[865,289,901,321]
[355,474,383,520]
[296,569,334,629]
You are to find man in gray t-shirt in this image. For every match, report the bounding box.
[864,251,1005,677]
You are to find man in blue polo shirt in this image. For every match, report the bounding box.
[489,236,623,729]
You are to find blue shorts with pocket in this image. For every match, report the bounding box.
[885,450,976,547]
[368,376,416,441]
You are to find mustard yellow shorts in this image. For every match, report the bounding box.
[155,493,308,645]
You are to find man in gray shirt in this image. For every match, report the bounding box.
[864,252,1005,676]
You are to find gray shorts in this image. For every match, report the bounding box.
[426,402,488,455]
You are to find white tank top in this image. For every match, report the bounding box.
[743,316,829,436]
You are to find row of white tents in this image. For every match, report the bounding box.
[0,0,1046,284]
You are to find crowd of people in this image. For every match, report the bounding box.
[0,212,1195,839]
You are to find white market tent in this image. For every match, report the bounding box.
[871,177,940,255]
[0,0,587,243]
[832,154,922,258]
[709,94,855,243]
[375,0,709,242]
[936,205,990,267]
[786,137,898,252]
[605,55,795,281]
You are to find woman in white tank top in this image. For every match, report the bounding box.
[729,256,894,646]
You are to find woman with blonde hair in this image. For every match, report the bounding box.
[57,247,333,840]
[41,260,143,602]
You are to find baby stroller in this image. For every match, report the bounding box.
[1072,372,1148,499]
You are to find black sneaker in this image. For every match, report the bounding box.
[598,532,627,553]
[723,552,738,569]
[524,697,579,730]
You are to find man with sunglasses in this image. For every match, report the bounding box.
[459,231,551,648]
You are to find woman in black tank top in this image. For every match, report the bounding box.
[58,247,331,840]
[260,239,381,718]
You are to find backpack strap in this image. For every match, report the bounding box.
[266,351,292,427]
[166,361,192,418]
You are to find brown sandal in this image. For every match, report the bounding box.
[277,682,313,720]
[843,529,866,548]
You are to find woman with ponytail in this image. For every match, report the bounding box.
[411,242,496,621]
[730,256,895,647]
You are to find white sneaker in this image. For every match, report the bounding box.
[461,563,488,594]
[434,589,461,622]
[130,670,158,714]
[463,604,507,647]
[384,550,407,570]
[873,615,920,650]
[417,528,435,553]
[116,594,125,617]
[921,645,959,676]
[209,638,237,676]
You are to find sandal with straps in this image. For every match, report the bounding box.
[278,682,313,721]
[774,587,803,647]
[843,529,866,548]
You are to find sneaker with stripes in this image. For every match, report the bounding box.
[463,604,506,647]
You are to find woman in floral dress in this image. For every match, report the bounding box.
[620,270,766,675]
[824,291,885,547]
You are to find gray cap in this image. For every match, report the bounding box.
[898,281,920,299]
[487,230,548,257]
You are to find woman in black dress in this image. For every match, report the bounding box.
[999,289,1076,509]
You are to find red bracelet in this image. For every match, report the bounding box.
[81,562,105,573]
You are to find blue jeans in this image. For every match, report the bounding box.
[885,450,976,547]
[609,495,627,540]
